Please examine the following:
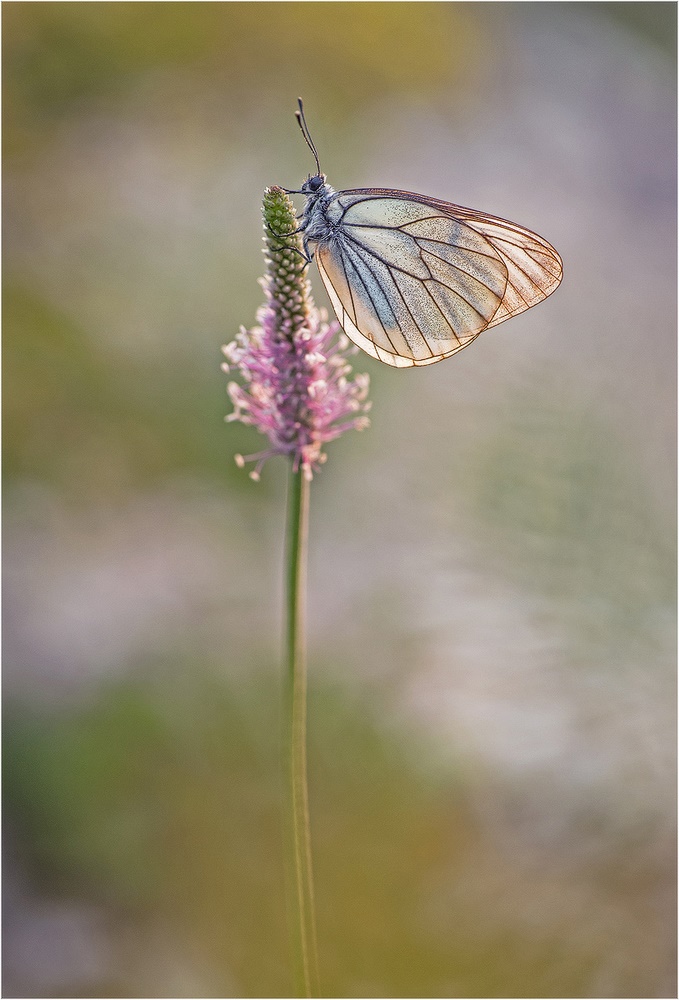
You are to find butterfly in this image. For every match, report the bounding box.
[278,99,563,368]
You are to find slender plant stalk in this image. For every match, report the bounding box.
[223,186,368,995]
[285,463,320,998]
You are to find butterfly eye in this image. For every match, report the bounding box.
[307,175,324,192]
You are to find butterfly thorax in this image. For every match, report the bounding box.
[300,176,339,246]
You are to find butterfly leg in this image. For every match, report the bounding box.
[267,238,312,265]
[266,224,300,242]
[266,221,307,241]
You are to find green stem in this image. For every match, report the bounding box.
[285,463,320,997]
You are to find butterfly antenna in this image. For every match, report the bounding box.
[296,98,322,175]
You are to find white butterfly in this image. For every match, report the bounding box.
[282,100,563,369]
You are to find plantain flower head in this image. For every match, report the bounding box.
[222,186,371,481]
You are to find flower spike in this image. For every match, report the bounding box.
[223,187,370,481]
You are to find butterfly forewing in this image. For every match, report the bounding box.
[396,193,562,327]
[470,218,563,328]
[314,188,562,368]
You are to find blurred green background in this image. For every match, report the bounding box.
[3,3,676,997]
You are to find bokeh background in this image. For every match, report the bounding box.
[3,3,676,997]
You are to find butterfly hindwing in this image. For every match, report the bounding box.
[316,198,505,367]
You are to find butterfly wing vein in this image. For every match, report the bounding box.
[314,190,562,368]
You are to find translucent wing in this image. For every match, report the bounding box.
[314,189,562,368]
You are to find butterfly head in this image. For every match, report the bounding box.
[301,174,327,195]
